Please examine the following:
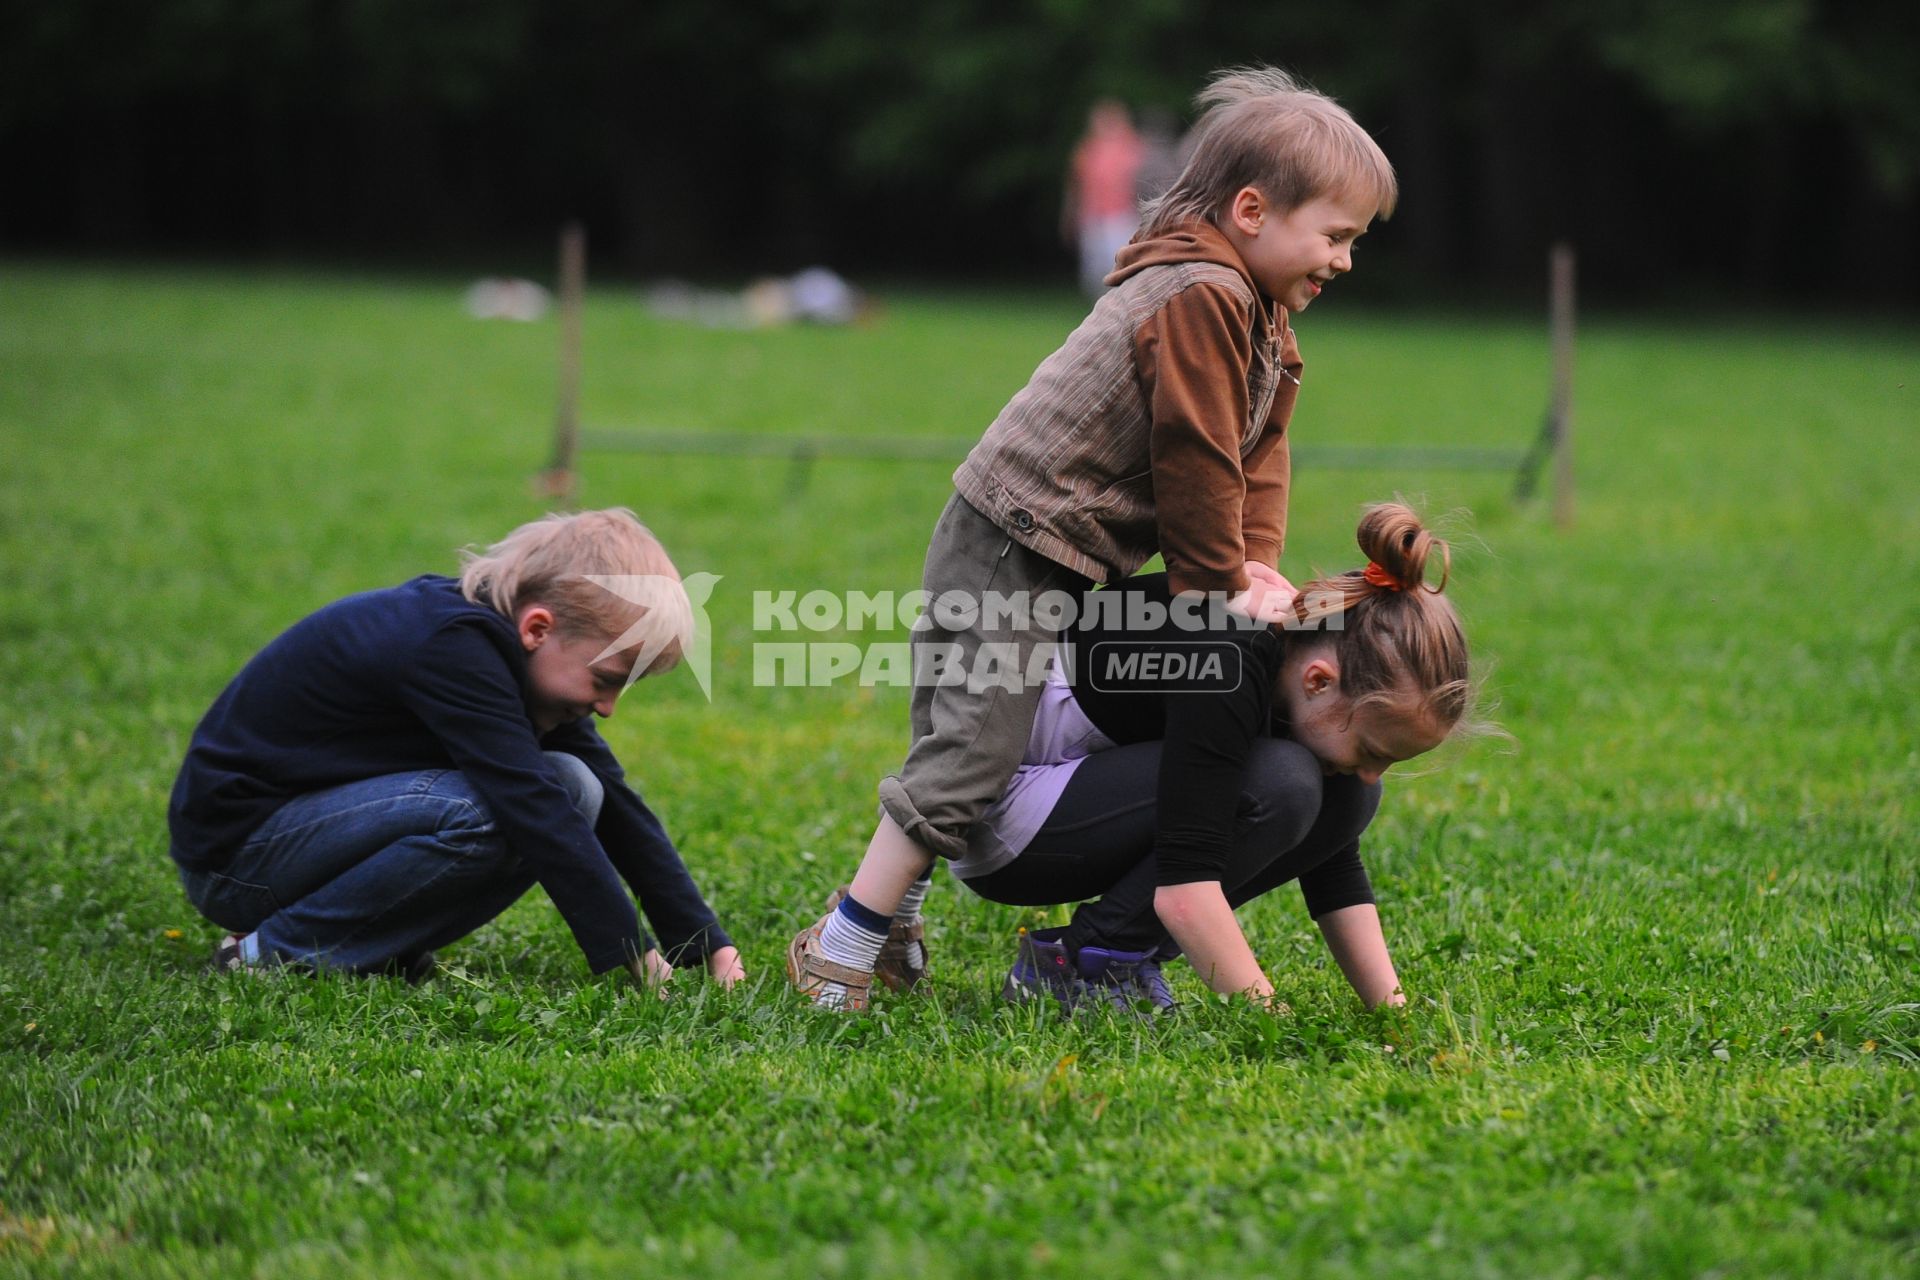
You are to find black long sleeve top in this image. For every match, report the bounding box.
[167,575,730,972]
[1062,573,1375,918]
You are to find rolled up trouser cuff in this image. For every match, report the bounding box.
[878,776,971,863]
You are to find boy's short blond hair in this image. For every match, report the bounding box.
[1140,66,1397,237]
[458,508,690,676]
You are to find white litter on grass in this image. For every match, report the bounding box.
[645,267,869,329]
[465,278,552,321]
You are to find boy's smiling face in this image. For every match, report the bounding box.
[1224,185,1377,313]
[518,606,637,734]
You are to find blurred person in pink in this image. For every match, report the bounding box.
[1063,99,1146,296]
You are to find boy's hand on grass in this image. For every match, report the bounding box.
[705,945,746,990]
[1226,562,1298,624]
[642,948,674,988]
[626,948,675,999]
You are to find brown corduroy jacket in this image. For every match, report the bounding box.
[953,220,1302,595]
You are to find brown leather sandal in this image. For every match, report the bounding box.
[826,886,929,992]
[785,911,873,1011]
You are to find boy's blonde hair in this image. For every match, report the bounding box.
[458,508,690,677]
[1140,66,1397,237]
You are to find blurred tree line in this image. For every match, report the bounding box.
[4,0,1915,302]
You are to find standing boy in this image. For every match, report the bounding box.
[788,67,1397,1009]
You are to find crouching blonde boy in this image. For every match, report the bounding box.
[168,508,744,989]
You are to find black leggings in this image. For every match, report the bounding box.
[964,738,1381,953]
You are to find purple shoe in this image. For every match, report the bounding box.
[1077,944,1178,1015]
[1131,956,1176,1013]
[1001,927,1084,1011]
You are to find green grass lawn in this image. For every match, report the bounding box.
[1,261,1915,1278]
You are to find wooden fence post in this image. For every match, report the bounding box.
[539,221,587,503]
[1549,242,1576,529]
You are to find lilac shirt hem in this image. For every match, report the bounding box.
[950,661,1115,880]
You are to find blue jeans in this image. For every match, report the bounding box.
[179,752,604,973]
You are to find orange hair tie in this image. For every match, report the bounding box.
[1362,561,1404,591]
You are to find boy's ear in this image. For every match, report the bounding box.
[518,605,556,651]
[1227,186,1267,236]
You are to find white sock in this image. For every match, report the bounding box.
[895,872,932,922]
[238,932,262,965]
[817,899,888,973]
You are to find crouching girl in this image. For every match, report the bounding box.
[167,508,744,989]
[799,503,1468,1012]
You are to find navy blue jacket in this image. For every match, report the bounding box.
[167,575,730,973]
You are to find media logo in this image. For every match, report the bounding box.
[1085,641,1243,694]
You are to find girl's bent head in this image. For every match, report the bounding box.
[459,508,691,681]
[1276,503,1472,781]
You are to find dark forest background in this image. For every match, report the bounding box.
[4,0,1916,304]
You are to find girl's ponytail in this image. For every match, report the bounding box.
[1283,502,1472,733]
[1355,502,1449,593]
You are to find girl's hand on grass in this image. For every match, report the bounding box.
[1154,881,1275,1001]
[1315,905,1406,1011]
[705,945,746,989]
